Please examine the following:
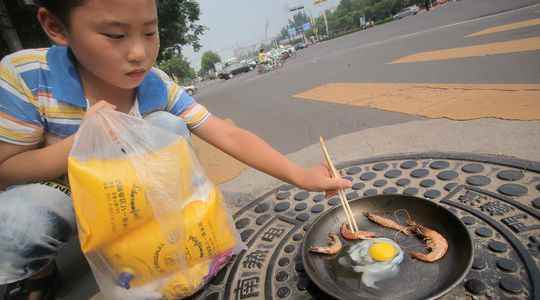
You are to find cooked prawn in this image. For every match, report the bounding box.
[310,233,342,254]
[365,212,412,236]
[340,223,377,240]
[408,223,448,262]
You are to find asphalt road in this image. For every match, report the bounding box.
[195,0,540,154]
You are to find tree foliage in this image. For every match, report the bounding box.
[156,0,206,62]
[200,51,221,75]
[310,0,432,38]
[159,53,196,84]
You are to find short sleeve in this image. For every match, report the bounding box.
[0,55,43,145]
[154,68,211,130]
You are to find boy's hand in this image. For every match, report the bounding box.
[83,100,116,123]
[296,163,352,198]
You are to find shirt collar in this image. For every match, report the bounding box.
[47,46,86,108]
[47,46,168,114]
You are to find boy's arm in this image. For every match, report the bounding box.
[192,115,351,192]
[0,101,115,190]
[0,137,74,190]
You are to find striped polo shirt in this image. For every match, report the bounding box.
[0,46,210,146]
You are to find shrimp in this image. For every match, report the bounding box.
[365,212,412,236]
[408,223,448,262]
[340,223,377,240]
[310,233,342,254]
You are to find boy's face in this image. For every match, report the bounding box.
[65,0,159,89]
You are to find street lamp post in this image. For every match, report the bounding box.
[313,0,329,39]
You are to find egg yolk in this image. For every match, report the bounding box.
[368,242,397,262]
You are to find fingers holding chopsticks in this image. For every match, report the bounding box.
[302,164,352,196]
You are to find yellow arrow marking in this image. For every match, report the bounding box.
[295,83,540,120]
[390,37,540,64]
[467,18,540,37]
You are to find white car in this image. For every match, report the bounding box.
[184,85,197,95]
[393,5,419,20]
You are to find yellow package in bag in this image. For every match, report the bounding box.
[160,261,211,300]
[100,187,238,288]
[68,138,193,253]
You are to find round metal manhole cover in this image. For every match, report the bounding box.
[190,153,540,300]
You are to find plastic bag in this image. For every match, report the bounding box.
[67,109,244,299]
[0,183,75,284]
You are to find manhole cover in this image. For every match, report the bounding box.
[191,153,540,300]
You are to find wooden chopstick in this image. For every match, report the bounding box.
[319,137,359,232]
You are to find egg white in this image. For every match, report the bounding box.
[338,238,404,289]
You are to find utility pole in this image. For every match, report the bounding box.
[0,0,23,53]
[265,18,270,44]
[322,9,329,38]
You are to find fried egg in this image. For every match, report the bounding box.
[338,238,404,288]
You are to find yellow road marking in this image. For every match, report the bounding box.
[390,37,540,64]
[295,83,540,120]
[192,119,247,184]
[467,18,540,37]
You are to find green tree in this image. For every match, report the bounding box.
[200,51,221,75]
[337,0,354,13]
[157,0,206,62]
[159,53,195,84]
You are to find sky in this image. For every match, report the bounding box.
[183,0,340,70]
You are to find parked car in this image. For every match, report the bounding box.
[219,61,252,80]
[294,42,307,50]
[286,46,296,55]
[393,5,419,20]
[183,85,197,95]
[361,20,375,30]
[247,58,258,69]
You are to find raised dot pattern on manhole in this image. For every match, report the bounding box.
[374,179,387,187]
[467,175,491,186]
[497,170,524,181]
[383,187,398,195]
[438,170,459,181]
[430,160,450,169]
[346,191,359,200]
[294,191,310,201]
[313,194,325,202]
[411,168,429,178]
[190,155,540,300]
[385,169,402,178]
[352,182,365,190]
[360,171,377,181]
[373,162,389,171]
[420,179,436,188]
[346,166,362,175]
[396,178,410,187]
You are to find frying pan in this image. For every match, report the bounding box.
[302,195,473,300]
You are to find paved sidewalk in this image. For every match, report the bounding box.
[221,118,540,214]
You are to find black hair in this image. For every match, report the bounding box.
[35,0,85,26]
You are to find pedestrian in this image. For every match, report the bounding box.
[0,1,352,299]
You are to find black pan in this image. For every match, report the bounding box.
[302,195,473,300]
